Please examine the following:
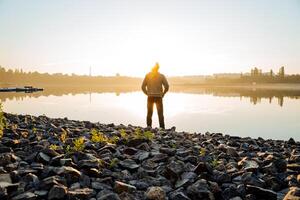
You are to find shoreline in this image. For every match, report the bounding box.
[0,112,300,199]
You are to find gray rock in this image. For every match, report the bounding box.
[187,179,214,200]
[12,192,37,200]
[119,159,140,171]
[241,172,265,187]
[114,181,136,193]
[146,186,166,200]
[246,185,277,200]
[68,188,94,199]
[48,184,67,200]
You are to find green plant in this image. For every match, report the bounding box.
[73,137,85,152]
[108,136,119,144]
[90,129,108,143]
[120,129,128,139]
[32,127,37,134]
[134,128,143,139]
[65,145,72,153]
[0,102,6,138]
[133,128,154,141]
[210,158,219,168]
[49,144,58,150]
[143,131,154,140]
[200,148,206,157]
[98,159,105,167]
[109,158,119,169]
[60,128,67,143]
[170,143,177,149]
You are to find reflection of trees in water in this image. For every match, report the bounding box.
[1,85,300,107]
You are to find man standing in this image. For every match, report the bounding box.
[141,62,169,129]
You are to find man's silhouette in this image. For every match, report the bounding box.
[141,63,169,129]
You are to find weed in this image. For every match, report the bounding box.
[133,128,154,141]
[65,145,72,154]
[32,127,37,134]
[170,143,177,149]
[143,131,154,140]
[73,137,85,152]
[199,148,206,157]
[60,128,67,143]
[0,102,6,138]
[108,136,119,144]
[109,158,119,169]
[134,128,143,139]
[49,144,58,150]
[90,129,108,143]
[120,129,128,139]
[210,158,219,168]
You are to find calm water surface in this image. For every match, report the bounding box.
[2,91,300,140]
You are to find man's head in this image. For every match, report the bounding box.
[151,62,160,73]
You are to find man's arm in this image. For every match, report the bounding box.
[141,75,148,95]
[162,75,169,97]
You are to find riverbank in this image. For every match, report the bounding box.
[0,113,299,200]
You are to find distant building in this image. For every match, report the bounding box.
[250,67,262,77]
[278,66,285,78]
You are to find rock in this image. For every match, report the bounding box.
[169,189,191,200]
[91,181,112,190]
[146,186,166,200]
[127,138,147,147]
[193,162,212,174]
[119,159,140,171]
[238,159,259,172]
[97,193,120,200]
[0,174,12,183]
[142,159,158,170]
[151,153,168,163]
[68,188,94,199]
[241,172,265,187]
[48,184,67,200]
[287,138,296,145]
[187,179,214,200]
[283,187,300,200]
[212,170,231,183]
[78,159,100,169]
[246,185,277,200]
[229,197,243,200]
[287,164,300,171]
[123,147,138,155]
[175,172,197,188]
[160,147,176,156]
[227,147,239,157]
[38,152,51,163]
[133,151,149,161]
[114,181,136,193]
[54,166,81,177]
[12,192,37,200]
[222,185,239,200]
[165,160,185,178]
[34,190,48,198]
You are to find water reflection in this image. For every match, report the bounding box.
[1,85,300,107]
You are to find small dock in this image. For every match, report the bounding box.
[0,86,43,93]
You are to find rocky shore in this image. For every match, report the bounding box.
[0,113,300,200]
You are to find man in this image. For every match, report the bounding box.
[141,62,169,129]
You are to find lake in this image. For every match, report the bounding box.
[1,86,300,140]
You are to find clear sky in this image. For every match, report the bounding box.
[0,0,299,76]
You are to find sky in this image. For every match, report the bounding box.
[0,0,300,77]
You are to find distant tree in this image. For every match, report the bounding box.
[278,66,285,78]
[270,69,274,77]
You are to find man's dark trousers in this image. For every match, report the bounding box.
[147,96,165,129]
